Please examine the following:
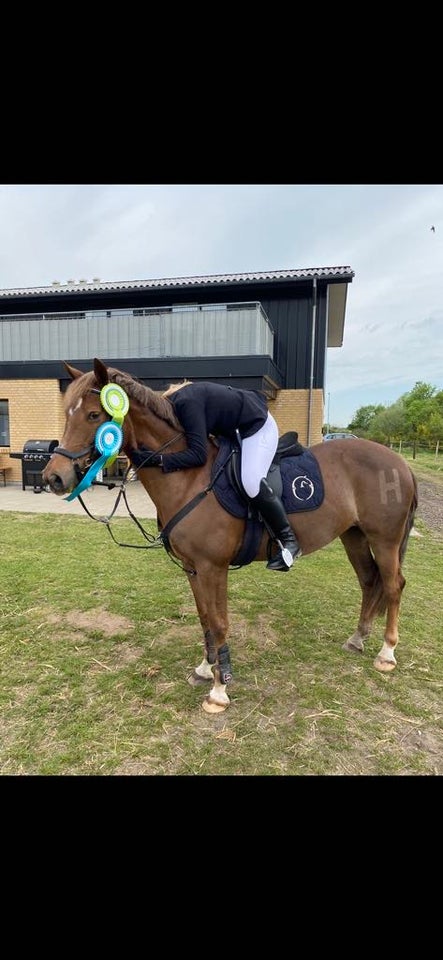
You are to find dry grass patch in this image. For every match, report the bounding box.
[47,608,134,637]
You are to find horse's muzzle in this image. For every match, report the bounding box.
[42,455,85,495]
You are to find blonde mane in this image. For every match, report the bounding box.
[67,367,182,431]
[162,380,193,399]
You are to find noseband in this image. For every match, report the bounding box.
[53,444,93,461]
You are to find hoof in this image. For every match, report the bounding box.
[187,671,212,687]
[343,638,364,654]
[202,696,229,714]
[374,655,396,673]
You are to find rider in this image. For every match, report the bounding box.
[148,380,301,572]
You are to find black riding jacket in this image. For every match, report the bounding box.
[161,382,268,474]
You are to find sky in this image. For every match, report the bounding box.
[1,183,442,427]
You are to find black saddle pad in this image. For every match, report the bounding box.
[211,439,324,518]
[280,449,324,512]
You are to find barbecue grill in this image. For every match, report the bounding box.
[9,439,59,492]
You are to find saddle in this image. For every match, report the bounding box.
[226,430,304,502]
[210,432,324,567]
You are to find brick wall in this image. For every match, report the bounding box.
[0,380,65,483]
[269,389,324,446]
[1,380,324,484]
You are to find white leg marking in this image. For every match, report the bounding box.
[195,658,214,680]
[208,679,230,706]
[378,641,396,663]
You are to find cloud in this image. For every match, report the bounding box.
[1,183,443,425]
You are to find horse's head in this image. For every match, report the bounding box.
[42,358,121,495]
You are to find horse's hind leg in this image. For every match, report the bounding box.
[341,529,405,673]
[340,528,381,655]
[370,541,406,673]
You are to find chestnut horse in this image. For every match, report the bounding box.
[42,359,418,714]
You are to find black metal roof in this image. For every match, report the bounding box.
[0,266,354,299]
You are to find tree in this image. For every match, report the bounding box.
[346,383,443,453]
[348,404,385,434]
[402,382,438,458]
[368,401,407,444]
[426,409,443,455]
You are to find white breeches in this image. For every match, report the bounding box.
[240,412,279,498]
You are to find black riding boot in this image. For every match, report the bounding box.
[251,479,302,572]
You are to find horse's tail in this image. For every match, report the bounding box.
[399,470,418,565]
[367,469,418,619]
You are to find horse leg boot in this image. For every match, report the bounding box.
[251,478,302,571]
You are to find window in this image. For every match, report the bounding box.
[172,304,199,312]
[0,400,10,446]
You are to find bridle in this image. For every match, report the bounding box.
[52,384,131,501]
[52,382,184,502]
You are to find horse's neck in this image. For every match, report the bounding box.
[123,405,215,525]
[124,405,183,454]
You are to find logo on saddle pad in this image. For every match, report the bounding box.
[291,474,315,502]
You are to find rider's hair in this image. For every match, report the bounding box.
[162,380,193,399]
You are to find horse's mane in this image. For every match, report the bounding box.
[68,367,181,431]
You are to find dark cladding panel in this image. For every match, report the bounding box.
[260,295,311,389]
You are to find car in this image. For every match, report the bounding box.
[323,432,358,441]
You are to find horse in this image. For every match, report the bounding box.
[42,358,418,715]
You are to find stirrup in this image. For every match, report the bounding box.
[267,542,302,572]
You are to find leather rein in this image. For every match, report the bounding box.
[77,441,234,575]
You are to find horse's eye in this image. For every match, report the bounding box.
[88,411,101,422]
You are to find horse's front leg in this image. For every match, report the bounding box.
[186,564,232,713]
[186,573,214,686]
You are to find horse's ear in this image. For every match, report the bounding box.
[64,362,84,380]
[93,358,110,387]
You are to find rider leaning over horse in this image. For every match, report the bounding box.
[137,380,301,572]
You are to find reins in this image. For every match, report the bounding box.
[77,482,163,550]
[74,435,236,575]
[75,432,182,549]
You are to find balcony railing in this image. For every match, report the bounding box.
[0,301,274,362]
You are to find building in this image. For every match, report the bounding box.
[0,266,354,483]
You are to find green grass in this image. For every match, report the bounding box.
[398,447,443,480]
[0,507,442,776]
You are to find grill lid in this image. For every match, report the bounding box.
[23,439,59,454]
